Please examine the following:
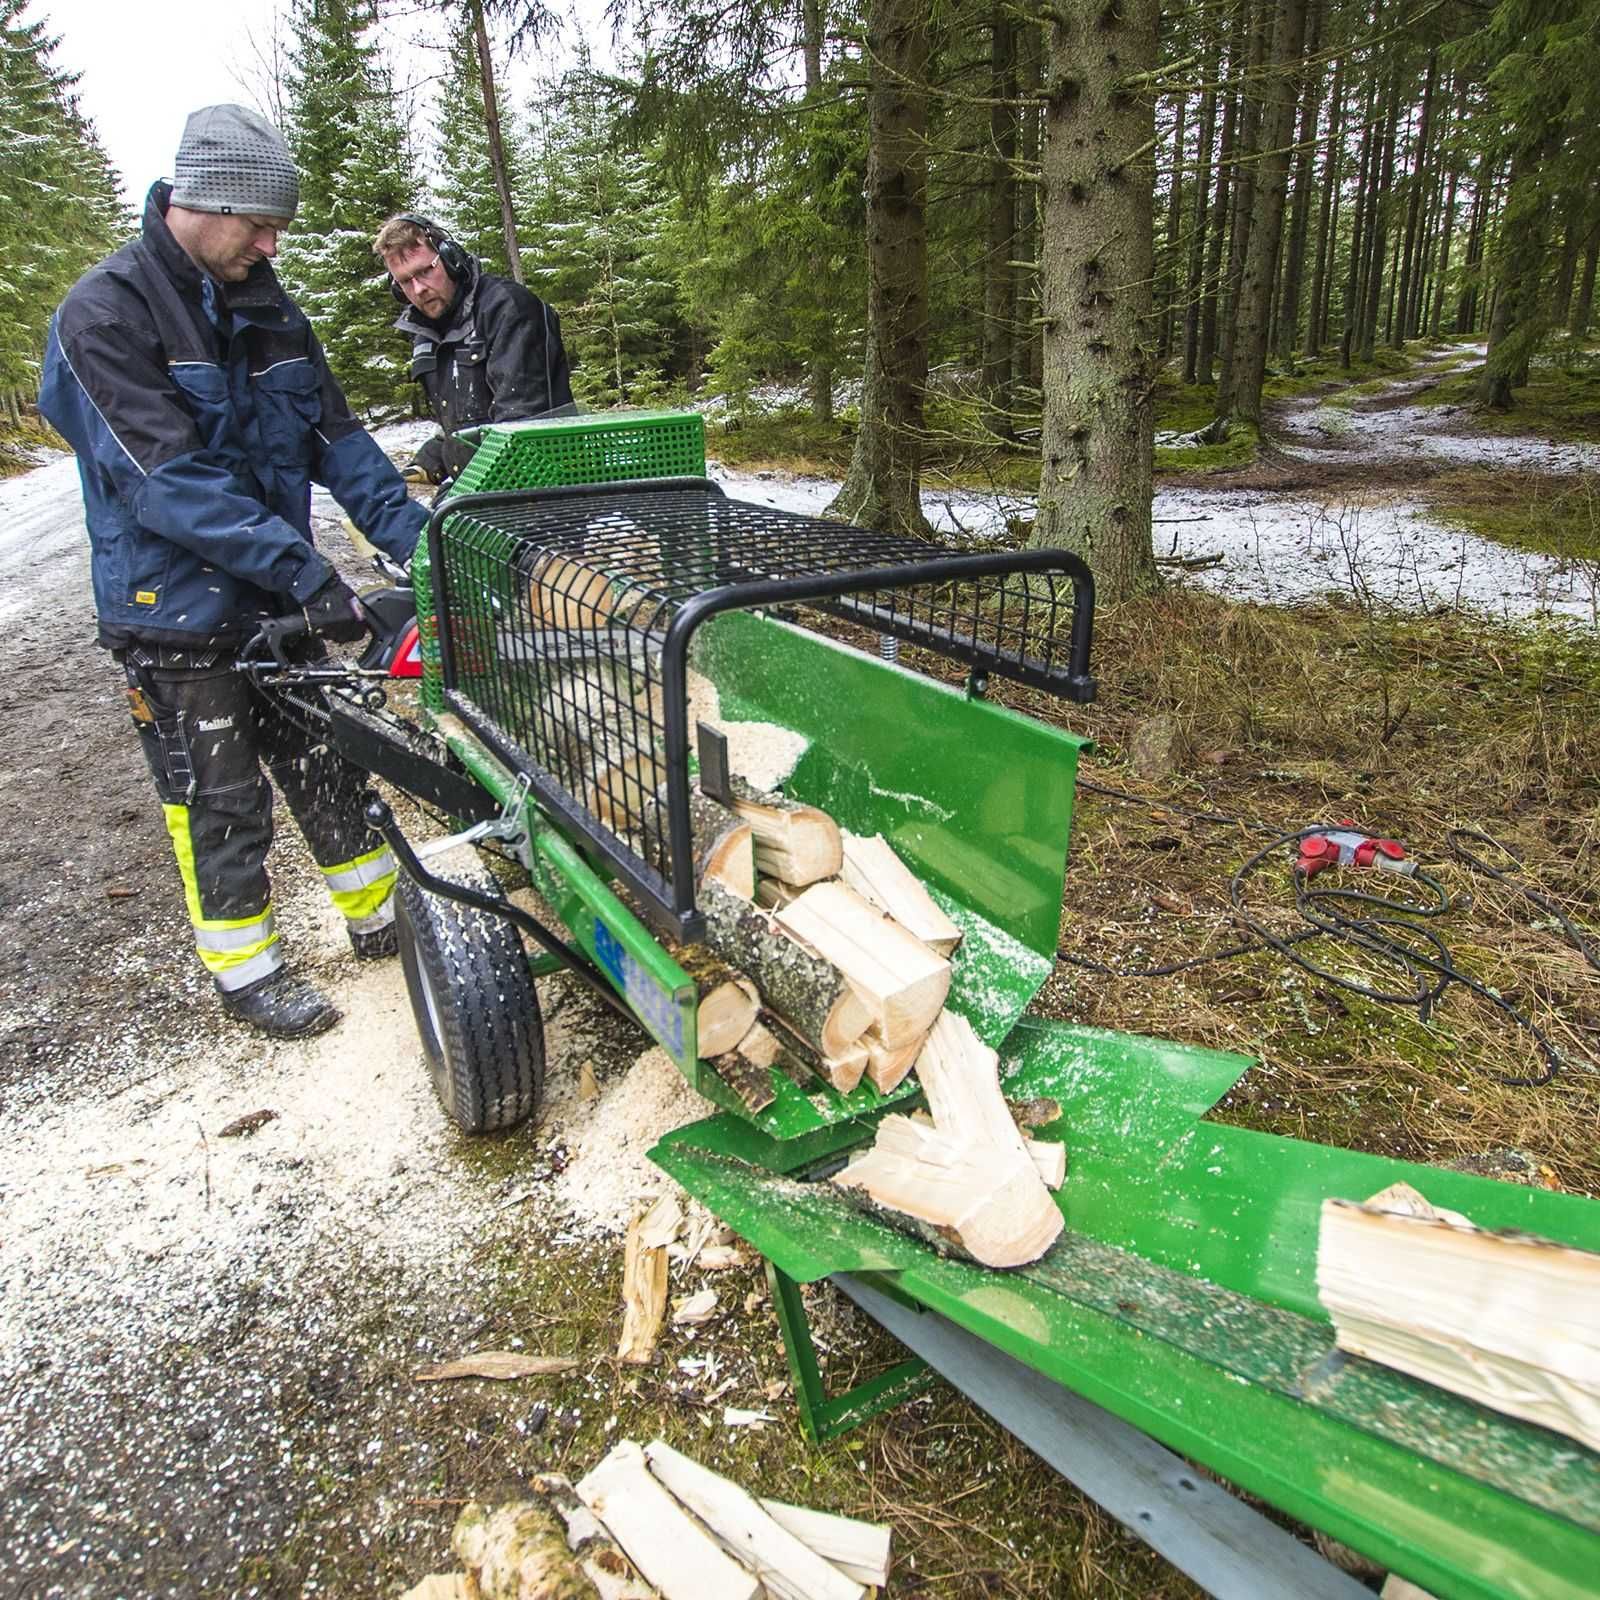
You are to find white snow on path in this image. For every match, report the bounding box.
[709,463,1599,625]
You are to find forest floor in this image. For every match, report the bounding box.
[0,345,1596,1599]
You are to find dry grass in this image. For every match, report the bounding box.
[825,588,1599,1192]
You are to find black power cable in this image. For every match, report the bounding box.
[1059,792,1594,1087]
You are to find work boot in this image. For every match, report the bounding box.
[219,969,340,1039]
[348,921,399,961]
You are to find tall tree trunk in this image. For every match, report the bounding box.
[1017,24,1044,399]
[1358,52,1403,362]
[1570,213,1600,339]
[1340,72,1378,366]
[1159,90,1187,360]
[801,0,833,421]
[1481,143,1555,409]
[1306,55,1344,354]
[1457,169,1489,333]
[982,4,1019,434]
[469,0,523,284]
[1391,49,1436,348]
[1550,190,1583,332]
[826,0,929,534]
[1274,0,1323,361]
[1227,0,1312,424]
[1183,40,1221,382]
[1200,3,1247,386]
[1217,0,1268,413]
[1032,0,1159,602]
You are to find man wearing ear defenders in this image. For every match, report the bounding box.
[373,214,575,486]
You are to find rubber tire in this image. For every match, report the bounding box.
[396,861,544,1134]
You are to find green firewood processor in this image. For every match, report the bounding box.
[290,409,1597,1600]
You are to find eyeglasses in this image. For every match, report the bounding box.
[393,252,442,292]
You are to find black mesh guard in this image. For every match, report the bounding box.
[426,477,1096,940]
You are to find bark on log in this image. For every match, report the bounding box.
[709,1019,785,1113]
[698,882,873,1058]
[451,1498,593,1600]
[532,1473,657,1600]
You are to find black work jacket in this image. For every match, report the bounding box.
[394,258,574,480]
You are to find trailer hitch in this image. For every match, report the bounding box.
[363,794,638,1028]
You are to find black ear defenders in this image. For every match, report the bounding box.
[387,213,471,303]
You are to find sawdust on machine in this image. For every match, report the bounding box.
[688,666,808,791]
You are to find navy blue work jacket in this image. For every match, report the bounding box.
[39,183,425,649]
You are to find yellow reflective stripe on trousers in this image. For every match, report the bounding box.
[162,803,282,989]
[319,844,397,928]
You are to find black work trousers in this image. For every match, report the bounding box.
[122,641,395,990]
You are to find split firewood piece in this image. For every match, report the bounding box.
[675,946,760,1060]
[776,882,952,1051]
[730,777,842,887]
[666,789,756,900]
[863,1025,926,1094]
[753,876,802,912]
[643,1440,866,1600]
[528,551,617,630]
[839,831,962,957]
[576,1441,761,1600]
[909,1104,1060,1184]
[767,1013,869,1094]
[617,1202,674,1364]
[756,1500,893,1590]
[452,1499,592,1600]
[834,1112,1063,1268]
[533,1474,657,1600]
[709,1019,785,1113]
[699,882,873,1059]
[1317,1182,1600,1452]
[1024,1137,1067,1190]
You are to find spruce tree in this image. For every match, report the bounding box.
[524,68,683,403]
[0,0,123,429]
[277,0,419,417]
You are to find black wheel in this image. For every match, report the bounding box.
[395,860,544,1133]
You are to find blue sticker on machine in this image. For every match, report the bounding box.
[593,919,687,1059]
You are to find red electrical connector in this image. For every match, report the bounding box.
[1296,823,1415,878]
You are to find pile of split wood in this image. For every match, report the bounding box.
[531,590,1065,1270]
[402,1437,893,1600]
[671,770,1065,1271]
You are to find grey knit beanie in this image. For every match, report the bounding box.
[171,104,299,220]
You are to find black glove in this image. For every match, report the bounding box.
[303,576,369,643]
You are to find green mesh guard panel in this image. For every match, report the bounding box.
[450,409,706,494]
[418,410,707,709]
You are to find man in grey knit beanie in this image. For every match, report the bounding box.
[39,106,427,1040]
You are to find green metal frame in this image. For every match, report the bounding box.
[765,1259,935,1442]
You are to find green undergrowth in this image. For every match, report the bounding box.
[0,415,61,476]
[1261,342,1415,402]
[1429,465,1600,565]
[1417,362,1600,442]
